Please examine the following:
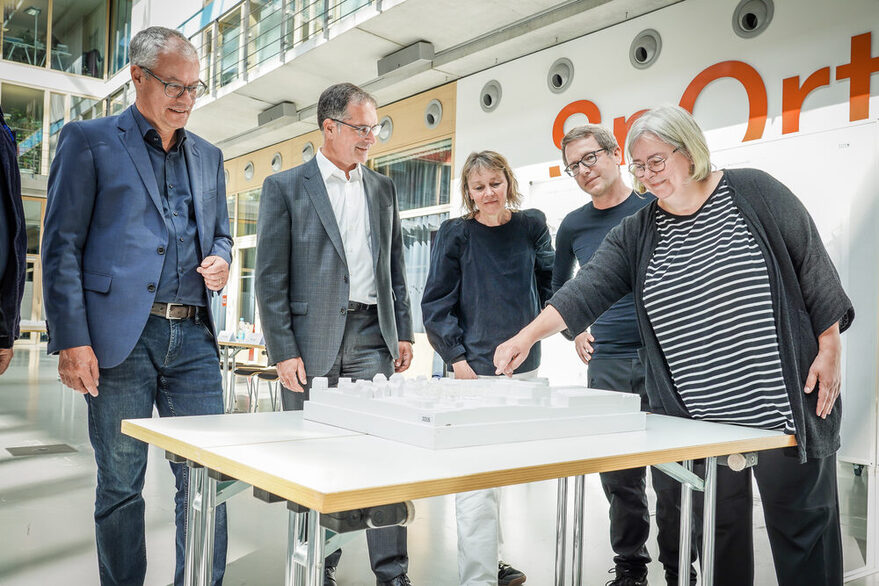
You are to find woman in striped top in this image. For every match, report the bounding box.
[494,105,853,586]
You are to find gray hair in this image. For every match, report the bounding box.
[626,105,712,194]
[130,26,198,69]
[560,124,619,166]
[317,83,377,131]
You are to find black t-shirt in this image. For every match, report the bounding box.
[552,192,653,358]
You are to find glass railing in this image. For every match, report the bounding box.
[181,0,375,95]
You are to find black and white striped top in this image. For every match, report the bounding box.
[643,177,794,432]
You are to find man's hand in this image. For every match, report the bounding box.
[574,331,595,365]
[197,255,230,291]
[395,341,413,373]
[452,359,478,380]
[278,357,307,392]
[804,322,841,419]
[59,345,100,396]
[494,333,536,376]
[0,348,13,375]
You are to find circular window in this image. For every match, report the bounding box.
[630,29,662,70]
[271,152,283,172]
[378,116,393,143]
[302,142,315,163]
[547,58,574,94]
[480,80,502,113]
[243,161,254,181]
[223,168,230,183]
[424,99,443,129]
[732,0,774,38]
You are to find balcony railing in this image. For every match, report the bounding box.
[180,0,375,95]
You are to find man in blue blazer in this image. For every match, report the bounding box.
[42,27,231,586]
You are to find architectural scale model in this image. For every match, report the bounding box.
[302,374,646,449]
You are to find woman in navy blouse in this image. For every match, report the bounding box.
[422,150,553,585]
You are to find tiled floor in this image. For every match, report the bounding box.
[0,346,876,585]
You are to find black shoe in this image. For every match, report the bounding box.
[498,561,527,586]
[605,566,648,586]
[377,574,411,586]
[324,566,337,586]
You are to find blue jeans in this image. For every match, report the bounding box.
[86,311,227,586]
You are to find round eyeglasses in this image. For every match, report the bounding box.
[141,67,208,99]
[628,147,680,177]
[563,148,607,177]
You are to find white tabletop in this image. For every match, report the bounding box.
[122,412,795,512]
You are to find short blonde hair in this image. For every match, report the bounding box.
[459,151,522,217]
[626,105,712,194]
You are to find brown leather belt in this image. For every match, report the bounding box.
[150,302,199,320]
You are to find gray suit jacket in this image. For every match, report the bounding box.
[255,156,414,376]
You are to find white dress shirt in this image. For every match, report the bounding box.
[316,149,377,304]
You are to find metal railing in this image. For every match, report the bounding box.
[180,0,375,95]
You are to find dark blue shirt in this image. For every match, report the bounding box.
[131,105,205,306]
[422,209,554,376]
[552,192,654,358]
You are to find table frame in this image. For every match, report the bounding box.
[123,412,794,586]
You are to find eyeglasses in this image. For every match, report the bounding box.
[628,147,680,177]
[141,67,207,99]
[563,148,607,177]
[331,118,383,138]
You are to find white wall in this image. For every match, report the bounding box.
[454,0,879,464]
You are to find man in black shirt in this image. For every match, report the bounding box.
[553,125,691,586]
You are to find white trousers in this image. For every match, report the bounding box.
[455,369,536,585]
[456,487,503,586]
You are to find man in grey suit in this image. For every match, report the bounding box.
[255,82,414,586]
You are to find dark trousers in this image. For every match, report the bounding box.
[589,357,687,578]
[281,308,408,582]
[693,449,841,586]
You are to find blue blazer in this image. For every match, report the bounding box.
[42,106,233,368]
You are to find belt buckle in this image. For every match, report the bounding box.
[165,303,182,319]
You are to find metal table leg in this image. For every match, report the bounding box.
[554,477,568,586]
[678,460,694,586]
[572,475,586,586]
[286,508,308,586]
[701,457,717,586]
[305,510,326,586]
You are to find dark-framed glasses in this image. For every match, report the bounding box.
[331,118,383,138]
[628,147,680,177]
[141,67,208,99]
[563,148,607,177]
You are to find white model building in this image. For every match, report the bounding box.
[302,375,646,449]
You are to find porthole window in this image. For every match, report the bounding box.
[243,161,254,181]
[302,142,315,163]
[424,100,442,129]
[732,0,774,38]
[630,29,662,70]
[271,152,283,172]
[378,116,393,143]
[547,58,574,93]
[480,80,502,113]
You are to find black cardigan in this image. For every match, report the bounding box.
[549,168,854,461]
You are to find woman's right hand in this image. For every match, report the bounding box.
[452,360,478,380]
[494,333,536,376]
